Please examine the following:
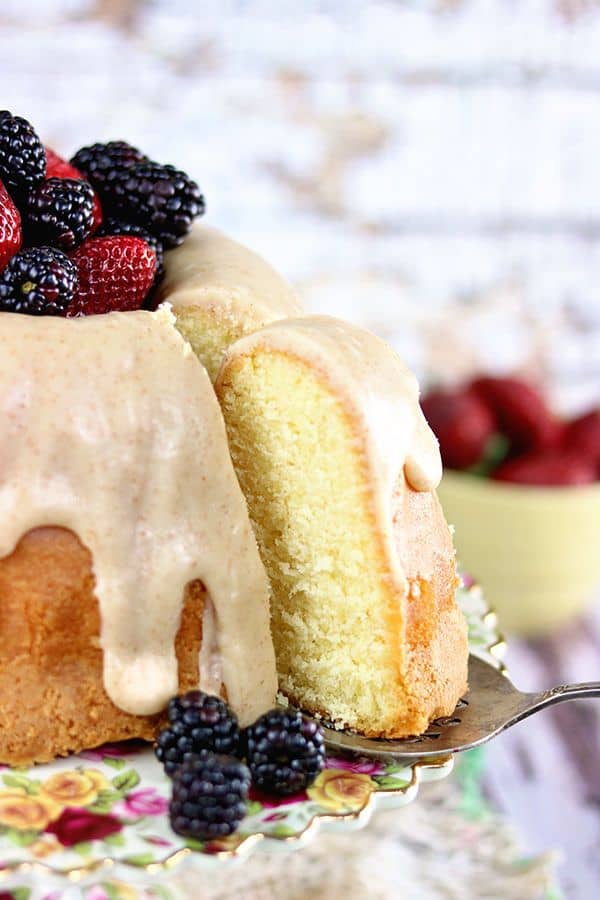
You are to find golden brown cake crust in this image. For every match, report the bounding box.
[281,478,467,739]
[390,476,468,736]
[0,528,205,767]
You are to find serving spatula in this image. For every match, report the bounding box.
[322,653,600,759]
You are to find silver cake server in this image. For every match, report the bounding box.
[320,653,600,759]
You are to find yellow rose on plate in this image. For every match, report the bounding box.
[0,788,61,831]
[307,769,374,813]
[40,768,109,808]
[28,834,62,859]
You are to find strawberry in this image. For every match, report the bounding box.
[68,236,156,316]
[45,147,103,231]
[492,451,596,486]
[45,146,84,181]
[471,376,560,452]
[562,409,600,466]
[0,178,22,270]
[421,386,497,470]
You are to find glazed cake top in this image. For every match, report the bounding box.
[161,225,302,321]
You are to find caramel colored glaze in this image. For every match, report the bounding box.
[218,314,442,494]
[162,225,302,323]
[0,528,205,766]
[0,306,277,737]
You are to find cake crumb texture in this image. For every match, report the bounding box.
[217,348,468,737]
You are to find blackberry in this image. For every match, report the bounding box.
[155,691,240,776]
[107,161,204,249]
[0,246,77,315]
[97,218,164,287]
[0,111,46,202]
[169,752,250,841]
[26,177,95,251]
[244,709,325,796]
[70,140,147,198]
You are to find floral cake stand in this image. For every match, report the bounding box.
[0,580,503,898]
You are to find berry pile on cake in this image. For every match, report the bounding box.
[0,110,203,316]
[0,110,469,811]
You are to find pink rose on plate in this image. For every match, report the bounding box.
[79,740,147,762]
[45,807,122,846]
[325,756,383,775]
[114,788,169,818]
[85,890,110,900]
[143,835,173,847]
[262,811,289,823]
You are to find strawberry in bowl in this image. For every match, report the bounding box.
[421,375,600,635]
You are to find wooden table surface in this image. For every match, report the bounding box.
[485,600,600,898]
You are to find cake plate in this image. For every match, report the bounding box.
[0,580,503,894]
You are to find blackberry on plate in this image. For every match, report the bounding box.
[107,161,204,249]
[70,140,147,198]
[97,218,164,287]
[0,246,77,315]
[244,708,325,796]
[169,751,251,841]
[155,691,240,776]
[0,111,46,202]
[26,177,95,251]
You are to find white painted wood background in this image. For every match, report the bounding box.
[2,1,600,897]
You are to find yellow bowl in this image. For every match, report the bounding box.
[437,470,600,636]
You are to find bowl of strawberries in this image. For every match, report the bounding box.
[421,376,600,636]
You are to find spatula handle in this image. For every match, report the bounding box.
[533,681,600,708]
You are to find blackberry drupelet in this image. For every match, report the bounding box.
[0,111,46,202]
[26,178,95,251]
[155,691,240,776]
[107,161,204,248]
[169,752,251,841]
[97,218,164,287]
[244,709,325,796]
[0,246,77,315]
[70,141,147,198]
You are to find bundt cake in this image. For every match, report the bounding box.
[0,306,277,766]
[215,315,469,738]
[161,225,302,381]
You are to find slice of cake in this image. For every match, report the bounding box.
[215,315,469,738]
[162,225,302,381]
[0,307,277,766]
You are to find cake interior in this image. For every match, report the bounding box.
[174,307,248,382]
[218,350,413,735]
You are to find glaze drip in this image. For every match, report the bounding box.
[0,306,277,724]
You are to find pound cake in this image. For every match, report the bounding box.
[215,316,469,738]
[0,110,468,766]
[161,225,302,380]
[0,308,277,765]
